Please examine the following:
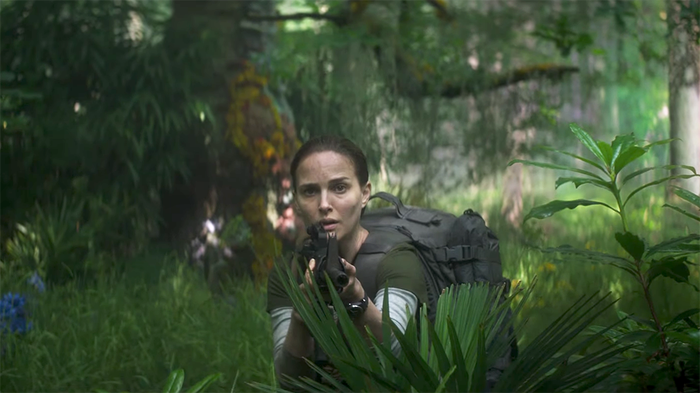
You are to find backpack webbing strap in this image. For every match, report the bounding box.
[369,192,442,225]
[432,245,501,264]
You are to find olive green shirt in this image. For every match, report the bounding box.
[266,247,428,312]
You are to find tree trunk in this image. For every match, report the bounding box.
[667,0,700,195]
[161,0,300,285]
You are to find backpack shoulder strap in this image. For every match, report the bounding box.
[353,227,413,300]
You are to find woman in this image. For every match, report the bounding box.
[266,135,428,389]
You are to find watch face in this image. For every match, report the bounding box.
[347,304,364,317]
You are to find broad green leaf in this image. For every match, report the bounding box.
[524,199,618,222]
[643,138,678,150]
[162,369,185,393]
[614,232,646,260]
[646,234,700,257]
[643,333,662,356]
[610,133,637,170]
[555,177,612,192]
[664,308,700,330]
[369,327,437,392]
[447,317,472,391]
[667,331,700,350]
[662,204,700,222]
[626,314,657,330]
[613,146,647,175]
[507,159,606,181]
[615,330,655,345]
[425,317,457,390]
[624,173,700,207]
[597,141,614,167]
[570,123,608,166]
[537,145,607,173]
[185,373,222,393]
[646,257,696,290]
[621,164,696,186]
[471,329,487,393]
[671,186,700,209]
[539,246,637,278]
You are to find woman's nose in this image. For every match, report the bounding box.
[319,191,332,213]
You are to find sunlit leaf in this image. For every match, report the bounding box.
[524,199,618,222]
[162,369,185,393]
[624,173,700,207]
[570,123,608,167]
[185,373,222,393]
[610,133,637,171]
[537,145,607,173]
[670,186,700,209]
[613,146,647,175]
[621,165,695,186]
[597,141,613,167]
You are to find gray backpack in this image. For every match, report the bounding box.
[354,192,518,388]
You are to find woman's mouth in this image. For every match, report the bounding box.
[321,220,339,232]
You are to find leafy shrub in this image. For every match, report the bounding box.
[509,123,700,391]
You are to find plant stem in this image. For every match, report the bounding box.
[612,182,628,232]
[636,262,670,358]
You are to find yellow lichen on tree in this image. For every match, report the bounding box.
[226,61,301,283]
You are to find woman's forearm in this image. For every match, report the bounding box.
[284,312,314,357]
[355,287,418,357]
[351,301,384,346]
[273,309,316,389]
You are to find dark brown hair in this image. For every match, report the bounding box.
[290,135,369,192]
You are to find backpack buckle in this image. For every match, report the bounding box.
[435,246,465,262]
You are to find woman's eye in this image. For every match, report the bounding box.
[334,184,347,193]
[302,188,316,197]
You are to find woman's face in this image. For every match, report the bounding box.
[294,151,371,242]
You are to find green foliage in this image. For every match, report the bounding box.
[219,216,253,249]
[509,123,698,231]
[664,186,700,222]
[96,368,224,393]
[0,254,271,393]
[532,15,594,57]
[510,123,700,391]
[0,0,219,271]
[248,260,627,393]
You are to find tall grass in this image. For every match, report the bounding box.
[1,178,696,392]
[0,252,275,392]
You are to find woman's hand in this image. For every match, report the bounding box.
[291,258,366,323]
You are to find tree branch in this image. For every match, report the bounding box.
[438,64,579,98]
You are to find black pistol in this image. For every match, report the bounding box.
[303,223,348,293]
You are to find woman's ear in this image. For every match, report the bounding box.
[361,181,372,208]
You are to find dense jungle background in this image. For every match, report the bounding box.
[1,0,699,392]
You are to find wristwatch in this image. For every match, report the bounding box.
[344,294,369,319]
